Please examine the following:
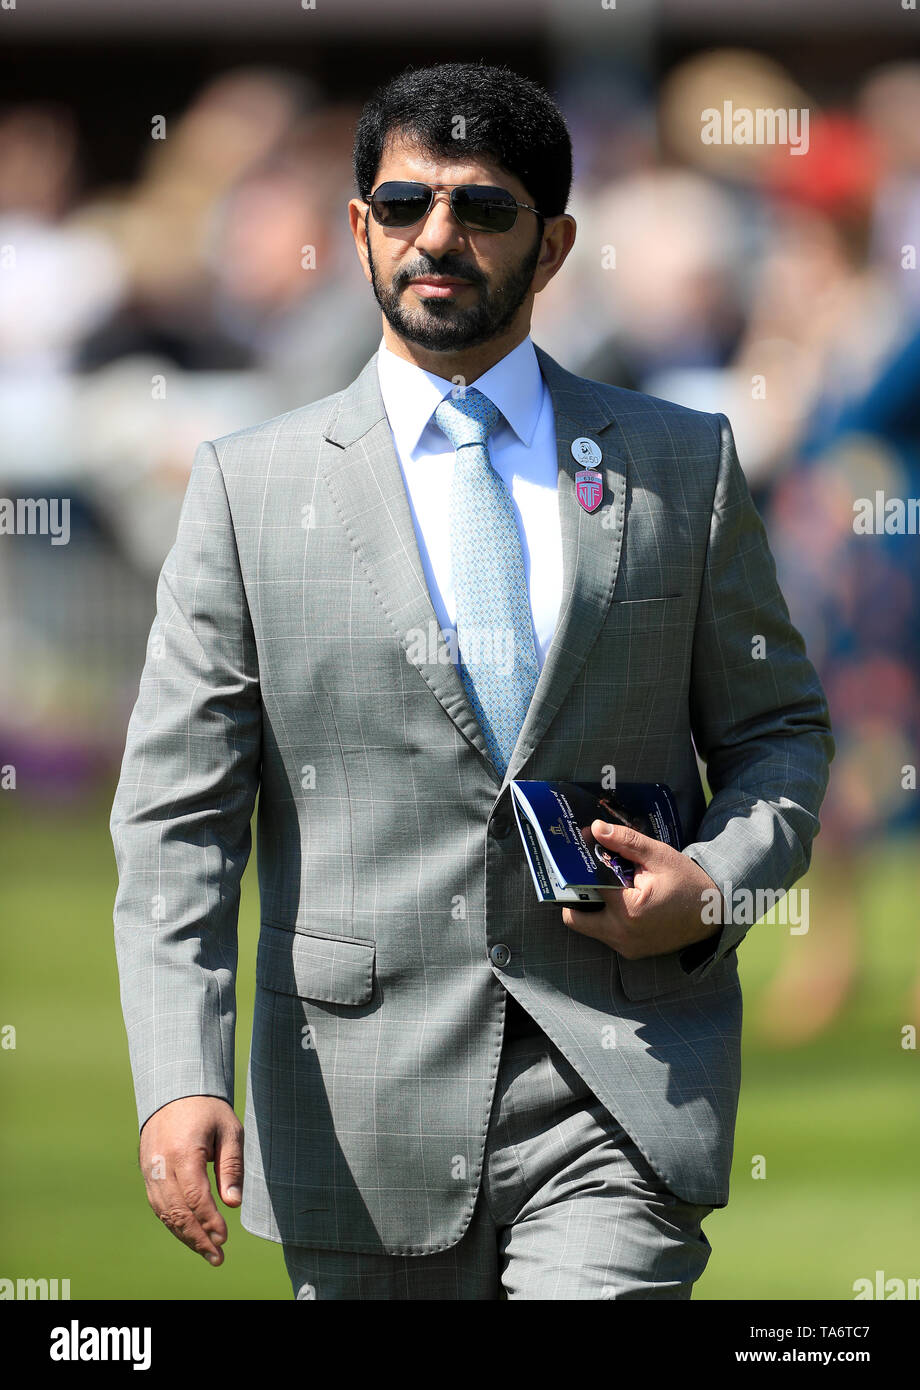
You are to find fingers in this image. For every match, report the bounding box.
[591,818,657,863]
[562,903,608,936]
[139,1098,243,1265]
[564,901,651,957]
[214,1118,244,1207]
[142,1147,227,1265]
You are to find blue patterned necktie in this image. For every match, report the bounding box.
[433,387,540,775]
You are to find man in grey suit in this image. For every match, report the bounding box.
[112,62,834,1300]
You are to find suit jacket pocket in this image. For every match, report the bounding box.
[256,922,375,1005]
[609,593,684,605]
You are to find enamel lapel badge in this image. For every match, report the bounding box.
[572,437,603,513]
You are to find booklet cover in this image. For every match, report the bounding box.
[509,780,685,907]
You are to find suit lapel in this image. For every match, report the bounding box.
[320,354,492,759]
[320,342,627,785]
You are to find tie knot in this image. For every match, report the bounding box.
[433,388,501,451]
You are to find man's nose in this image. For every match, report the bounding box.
[413,192,468,257]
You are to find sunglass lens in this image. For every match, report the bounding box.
[453,187,518,232]
[371,182,431,227]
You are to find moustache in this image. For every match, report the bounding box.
[396,264,485,290]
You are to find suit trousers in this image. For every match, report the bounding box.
[281,995,714,1300]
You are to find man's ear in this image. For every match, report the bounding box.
[533,214,577,294]
[348,199,373,285]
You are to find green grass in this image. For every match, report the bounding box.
[1,796,917,1300]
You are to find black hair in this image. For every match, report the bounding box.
[353,61,572,217]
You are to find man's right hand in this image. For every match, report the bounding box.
[138,1096,243,1265]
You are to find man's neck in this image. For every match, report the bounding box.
[380,320,530,384]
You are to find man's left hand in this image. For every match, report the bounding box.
[562,820,722,959]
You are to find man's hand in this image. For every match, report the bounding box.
[138,1096,243,1266]
[562,819,722,960]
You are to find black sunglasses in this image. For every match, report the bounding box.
[367,181,543,234]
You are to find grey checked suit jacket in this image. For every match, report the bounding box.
[111,342,834,1254]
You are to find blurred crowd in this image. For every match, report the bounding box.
[2,49,919,1037]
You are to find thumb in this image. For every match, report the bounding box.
[590,818,662,867]
[214,1120,244,1206]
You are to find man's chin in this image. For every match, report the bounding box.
[384,310,491,353]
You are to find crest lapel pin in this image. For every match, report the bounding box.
[571,437,603,513]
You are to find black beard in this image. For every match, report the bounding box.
[365,223,542,353]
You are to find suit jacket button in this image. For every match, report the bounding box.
[490,943,512,967]
[490,814,511,839]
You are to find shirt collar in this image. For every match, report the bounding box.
[376,333,545,458]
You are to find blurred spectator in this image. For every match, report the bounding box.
[725,111,902,492]
[571,167,748,393]
[207,105,381,407]
[74,68,316,371]
[0,104,124,477]
[859,63,920,317]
